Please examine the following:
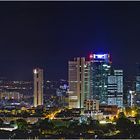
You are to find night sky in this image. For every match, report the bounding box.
[0,2,139,80]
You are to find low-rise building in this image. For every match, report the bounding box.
[0,91,22,100]
[84,99,99,111]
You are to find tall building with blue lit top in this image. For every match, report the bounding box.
[68,53,124,109]
[89,54,111,104]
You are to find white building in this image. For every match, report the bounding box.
[68,58,90,108]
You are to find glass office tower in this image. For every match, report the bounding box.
[89,54,111,104]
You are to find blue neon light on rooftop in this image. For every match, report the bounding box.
[94,54,109,59]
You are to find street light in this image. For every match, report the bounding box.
[131,110,136,117]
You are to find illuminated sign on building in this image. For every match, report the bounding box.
[89,53,110,62]
[93,54,109,60]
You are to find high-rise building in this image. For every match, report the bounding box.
[107,75,117,94]
[114,70,123,93]
[68,53,123,109]
[89,54,111,104]
[135,63,140,105]
[68,57,90,108]
[33,68,44,107]
[136,63,140,92]
[123,80,133,106]
[127,90,136,107]
[107,69,123,108]
[83,61,91,100]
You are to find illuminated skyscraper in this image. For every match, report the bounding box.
[68,57,90,108]
[68,53,123,109]
[107,69,123,107]
[136,63,140,91]
[33,68,44,107]
[127,90,136,107]
[114,70,123,93]
[135,63,140,105]
[89,54,111,104]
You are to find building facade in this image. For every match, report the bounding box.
[68,53,123,109]
[0,91,22,100]
[107,69,123,107]
[84,99,99,111]
[135,63,140,106]
[68,57,90,108]
[127,90,136,107]
[89,54,111,104]
[33,68,44,107]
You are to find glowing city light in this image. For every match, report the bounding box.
[94,54,104,58]
[34,69,37,74]
[89,54,93,59]
[99,120,108,124]
[93,54,109,59]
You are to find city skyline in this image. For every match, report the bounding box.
[0,2,139,139]
[0,2,139,80]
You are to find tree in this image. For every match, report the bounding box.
[37,118,55,134]
[132,125,140,138]
[88,119,100,131]
[116,112,134,138]
[21,111,30,118]
[125,107,132,116]
[11,129,28,139]
[101,123,116,134]
[16,119,28,131]
[10,120,16,127]
[135,114,140,124]
[0,118,4,126]
[80,123,89,134]
[55,125,68,135]
[68,120,79,135]
[118,112,126,119]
